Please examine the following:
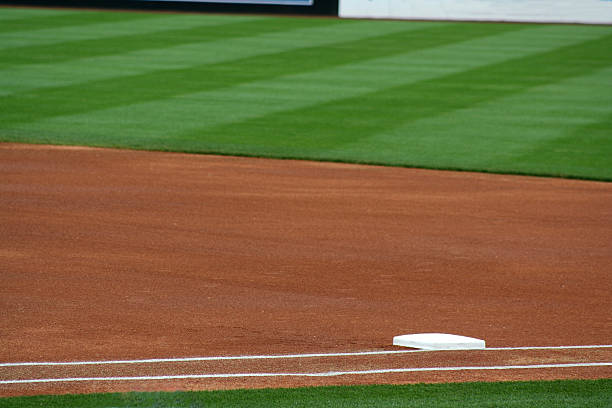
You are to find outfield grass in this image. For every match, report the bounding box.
[1,380,611,408]
[1,7,611,180]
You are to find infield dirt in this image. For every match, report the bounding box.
[1,143,610,395]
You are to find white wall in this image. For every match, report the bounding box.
[339,0,612,24]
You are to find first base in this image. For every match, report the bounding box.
[393,333,485,350]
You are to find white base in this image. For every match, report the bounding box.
[393,333,485,350]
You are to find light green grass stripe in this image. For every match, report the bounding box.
[0,15,333,68]
[0,11,261,50]
[354,65,612,179]
[22,24,602,147]
[0,22,474,126]
[0,18,416,96]
[0,9,161,34]
[0,6,69,19]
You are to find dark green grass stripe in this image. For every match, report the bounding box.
[0,22,525,126]
[0,380,610,408]
[192,32,612,155]
[0,10,161,34]
[0,16,338,68]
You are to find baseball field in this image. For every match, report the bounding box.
[0,5,611,407]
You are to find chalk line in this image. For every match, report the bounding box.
[2,362,611,385]
[1,345,611,367]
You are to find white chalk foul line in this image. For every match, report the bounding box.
[1,345,611,367]
[1,362,611,385]
[0,350,425,367]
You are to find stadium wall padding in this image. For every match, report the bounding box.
[339,0,612,24]
[0,0,339,16]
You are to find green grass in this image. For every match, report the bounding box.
[1,380,611,407]
[1,7,611,180]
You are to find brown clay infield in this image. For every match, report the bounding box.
[1,143,611,396]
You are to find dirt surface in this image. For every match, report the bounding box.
[1,143,611,396]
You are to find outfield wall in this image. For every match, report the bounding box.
[0,0,338,15]
[6,0,611,23]
[339,0,612,24]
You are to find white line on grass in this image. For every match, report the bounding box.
[1,362,611,385]
[1,345,611,367]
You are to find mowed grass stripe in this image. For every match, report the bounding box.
[0,22,525,127]
[55,24,602,149]
[0,9,160,34]
[0,6,81,20]
[354,65,612,179]
[173,25,609,143]
[515,113,612,179]
[178,31,612,163]
[0,19,415,95]
[0,11,259,50]
[0,15,335,68]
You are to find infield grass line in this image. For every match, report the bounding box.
[2,345,611,367]
[2,362,611,385]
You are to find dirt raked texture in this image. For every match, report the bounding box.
[1,144,611,396]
